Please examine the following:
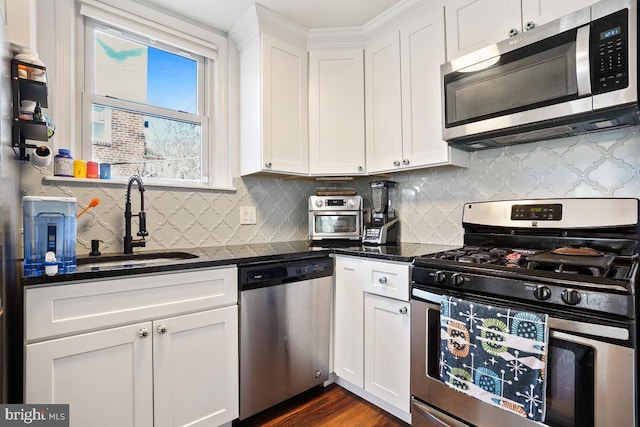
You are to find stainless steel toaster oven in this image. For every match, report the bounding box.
[308,195,362,241]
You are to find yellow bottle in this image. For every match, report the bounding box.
[73,160,87,178]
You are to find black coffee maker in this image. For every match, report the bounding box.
[363,180,398,245]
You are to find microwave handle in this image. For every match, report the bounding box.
[576,24,592,97]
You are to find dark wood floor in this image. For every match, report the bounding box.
[235,383,410,427]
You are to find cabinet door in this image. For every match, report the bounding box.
[364,293,410,413]
[400,6,451,168]
[153,306,239,427]
[308,49,365,175]
[445,0,521,60]
[334,256,365,388]
[25,322,154,427]
[262,33,309,175]
[365,31,403,173]
[521,0,594,29]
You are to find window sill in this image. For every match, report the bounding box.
[42,176,237,192]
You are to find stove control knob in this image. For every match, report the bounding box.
[434,271,447,284]
[533,286,551,300]
[561,289,581,305]
[315,199,323,208]
[451,273,465,287]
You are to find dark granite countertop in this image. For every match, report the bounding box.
[22,240,460,286]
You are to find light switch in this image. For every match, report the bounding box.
[239,206,257,225]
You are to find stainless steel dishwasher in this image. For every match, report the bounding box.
[238,255,333,420]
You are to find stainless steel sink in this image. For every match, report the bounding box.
[76,251,199,271]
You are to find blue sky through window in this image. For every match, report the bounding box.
[95,32,198,114]
[147,47,197,114]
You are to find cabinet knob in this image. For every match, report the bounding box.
[157,324,169,334]
[357,166,363,172]
[508,28,519,37]
[524,21,536,31]
[399,306,408,315]
[402,159,409,166]
[138,328,150,338]
[378,276,388,285]
[265,162,272,169]
[393,160,401,167]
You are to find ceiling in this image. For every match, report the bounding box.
[141,0,403,32]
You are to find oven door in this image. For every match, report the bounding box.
[410,287,636,427]
[308,210,362,240]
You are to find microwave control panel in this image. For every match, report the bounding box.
[591,8,629,94]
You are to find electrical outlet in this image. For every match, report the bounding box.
[239,206,257,225]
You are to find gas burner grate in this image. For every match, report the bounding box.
[423,246,631,279]
[434,247,529,266]
[525,261,606,277]
[525,250,617,277]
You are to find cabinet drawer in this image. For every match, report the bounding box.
[362,260,409,301]
[25,267,237,342]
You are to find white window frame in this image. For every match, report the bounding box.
[34,0,232,189]
[83,14,213,186]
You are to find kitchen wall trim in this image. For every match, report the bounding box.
[229,3,309,52]
[306,0,438,55]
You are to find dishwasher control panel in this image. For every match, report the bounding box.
[239,256,334,290]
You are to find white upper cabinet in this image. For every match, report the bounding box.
[365,31,404,173]
[365,5,468,174]
[232,1,471,178]
[521,0,597,31]
[446,0,595,60]
[232,5,309,177]
[400,7,467,169]
[308,49,366,176]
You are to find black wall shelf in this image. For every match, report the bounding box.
[11,59,49,161]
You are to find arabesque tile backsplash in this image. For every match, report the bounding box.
[20,127,640,255]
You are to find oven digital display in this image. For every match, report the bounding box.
[511,204,563,220]
[326,199,345,207]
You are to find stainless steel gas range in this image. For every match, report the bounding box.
[410,198,638,427]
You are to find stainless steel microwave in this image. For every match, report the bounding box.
[441,0,639,151]
[308,195,362,241]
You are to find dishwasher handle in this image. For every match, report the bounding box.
[239,256,334,291]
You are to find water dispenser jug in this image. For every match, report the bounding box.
[23,196,77,277]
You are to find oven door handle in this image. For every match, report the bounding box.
[412,399,470,427]
[412,288,630,342]
[412,288,442,305]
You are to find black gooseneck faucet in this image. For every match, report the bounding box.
[124,175,148,254]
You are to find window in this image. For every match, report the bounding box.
[83,16,215,184]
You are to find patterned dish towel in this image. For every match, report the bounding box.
[440,295,549,422]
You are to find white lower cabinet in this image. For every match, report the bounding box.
[333,256,411,423]
[153,307,238,427]
[364,293,410,413]
[26,321,154,426]
[334,256,365,387]
[25,267,239,427]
